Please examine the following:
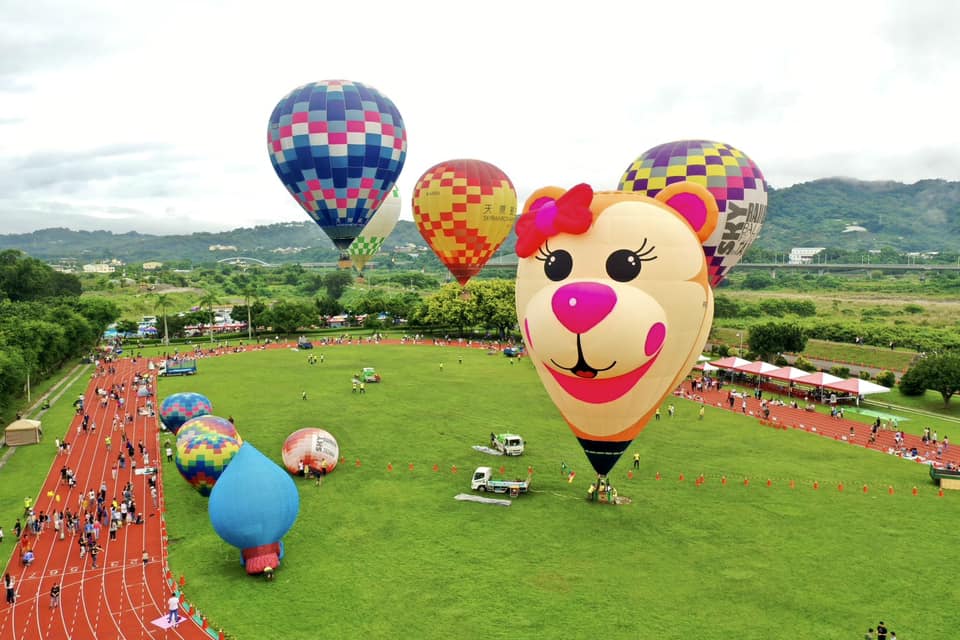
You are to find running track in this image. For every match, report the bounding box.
[0,356,212,640]
[2,340,954,638]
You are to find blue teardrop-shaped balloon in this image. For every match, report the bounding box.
[208,443,299,550]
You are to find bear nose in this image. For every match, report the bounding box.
[551,282,617,335]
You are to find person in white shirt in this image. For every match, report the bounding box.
[167,592,180,624]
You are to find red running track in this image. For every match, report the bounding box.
[0,357,211,640]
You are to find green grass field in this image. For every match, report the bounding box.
[144,344,958,639]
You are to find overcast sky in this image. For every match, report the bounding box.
[1,1,958,235]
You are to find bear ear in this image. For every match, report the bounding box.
[654,182,719,243]
[522,187,566,215]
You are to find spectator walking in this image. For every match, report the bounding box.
[49,583,60,609]
[4,573,14,604]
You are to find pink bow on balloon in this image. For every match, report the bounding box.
[515,183,595,258]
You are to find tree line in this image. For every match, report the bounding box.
[0,251,119,417]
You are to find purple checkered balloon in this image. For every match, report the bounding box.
[619,140,768,286]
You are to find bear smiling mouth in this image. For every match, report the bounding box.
[550,335,616,379]
[545,334,662,405]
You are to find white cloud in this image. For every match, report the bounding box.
[1,0,958,234]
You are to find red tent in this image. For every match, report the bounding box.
[765,366,811,382]
[823,378,890,395]
[734,361,780,375]
[794,372,844,387]
[709,356,751,370]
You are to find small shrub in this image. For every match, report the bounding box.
[829,366,851,378]
[903,303,924,314]
[875,370,895,387]
[794,355,814,371]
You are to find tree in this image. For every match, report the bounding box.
[315,296,342,318]
[420,284,476,335]
[198,291,220,343]
[747,322,807,361]
[899,352,960,406]
[152,293,172,346]
[470,279,517,338]
[261,300,316,334]
[239,284,266,341]
[324,270,354,299]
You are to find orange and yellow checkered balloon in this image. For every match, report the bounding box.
[412,159,517,286]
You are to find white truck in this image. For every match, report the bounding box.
[471,466,531,496]
[490,432,524,456]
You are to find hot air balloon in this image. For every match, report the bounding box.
[159,392,212,434]
[348,185,402,274]
[209,443,300,575]
[175,430,241,497]
[618,140,767,286]
[514,183,718,479]
[281,428,340,475]
[177,415,242,445]
[412,159,517,286]
[267,80,407,264]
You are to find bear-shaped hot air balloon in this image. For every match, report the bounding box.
[515,183,718,479]
[209,443,299,575]
[159,392,212,434]
[618,140,767,286]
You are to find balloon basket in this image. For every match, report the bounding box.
[337,257,352,270]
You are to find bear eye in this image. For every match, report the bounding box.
[605,240,656,282]
[536,243,573,281]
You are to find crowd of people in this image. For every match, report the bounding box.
[5,351,158,609]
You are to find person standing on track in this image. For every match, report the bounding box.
[49,583,60,609]
[4,573,14,604]
[167,591,180,624]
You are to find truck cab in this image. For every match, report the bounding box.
[471,466,495,491]
[490,433,524,456]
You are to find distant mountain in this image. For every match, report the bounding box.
[763,178,960,252]
[0,220,444,265]
[1,178,957,264]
